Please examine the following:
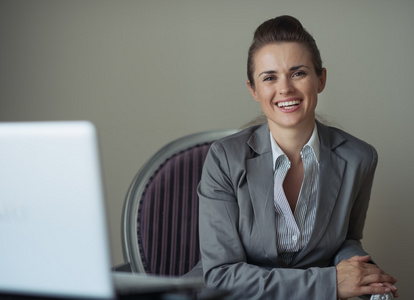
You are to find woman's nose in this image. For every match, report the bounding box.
[278,78,294,94]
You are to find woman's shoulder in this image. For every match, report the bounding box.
[328,125,374,147]
[206,125,266,165]
[211,124,263,151]
[319,122,377,161]
[217,125,258,143]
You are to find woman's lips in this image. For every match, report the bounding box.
[275,98,302,111]
[277,99,301,108]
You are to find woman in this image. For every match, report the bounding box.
[197,15,398,299]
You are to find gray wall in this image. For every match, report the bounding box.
[1,1,412,298]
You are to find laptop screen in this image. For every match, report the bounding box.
[0,121,115,299]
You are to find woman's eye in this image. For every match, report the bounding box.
[263,76,276,81]
[293,71,306,78]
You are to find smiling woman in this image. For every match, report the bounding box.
[247,42,326,141]
[196,15,398,300]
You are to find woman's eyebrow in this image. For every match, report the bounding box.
[258,65,311,77]
[290,64,310,71]
[258,70,277,77]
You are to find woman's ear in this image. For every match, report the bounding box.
[247,80,260,102]
[317,68,327,93]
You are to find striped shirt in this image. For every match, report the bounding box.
[270,124,319,264]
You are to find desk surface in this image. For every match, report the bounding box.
[1,289,230,300]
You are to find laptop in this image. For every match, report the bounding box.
[0,121,206,300]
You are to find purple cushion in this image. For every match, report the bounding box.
[136,142,212,276]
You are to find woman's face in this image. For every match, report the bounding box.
[247,42,326,132]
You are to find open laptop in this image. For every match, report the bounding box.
[0,121,206,300]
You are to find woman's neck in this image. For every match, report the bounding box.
[269,121,315,163]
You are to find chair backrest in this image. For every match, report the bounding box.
[122,129,237,276]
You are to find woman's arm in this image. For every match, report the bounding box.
[333,146,398,298]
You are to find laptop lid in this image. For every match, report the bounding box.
[0,121,115,299]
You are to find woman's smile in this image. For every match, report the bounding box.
[275,98,302,110]
[247,42,326,132]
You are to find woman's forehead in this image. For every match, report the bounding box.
[253,43,313,73]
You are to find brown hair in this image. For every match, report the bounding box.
[247,15,323,88]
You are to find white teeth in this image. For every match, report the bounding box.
[277,100,300,108]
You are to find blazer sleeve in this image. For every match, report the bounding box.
[198,141,337,300]
[333,144,378,265]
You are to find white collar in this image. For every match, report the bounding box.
[270,123,320,171]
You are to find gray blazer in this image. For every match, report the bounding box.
[198,121,378,300]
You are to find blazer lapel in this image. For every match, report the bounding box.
[245,124,279,259]
[294,122,346,263]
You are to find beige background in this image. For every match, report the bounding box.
[1,1,412,298]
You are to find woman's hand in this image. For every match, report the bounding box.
[336,255,398,300]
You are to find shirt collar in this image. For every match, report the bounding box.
[270,123,320,171]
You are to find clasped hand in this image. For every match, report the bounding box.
[336,255,398,300]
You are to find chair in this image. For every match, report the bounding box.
[121,129,238,276]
